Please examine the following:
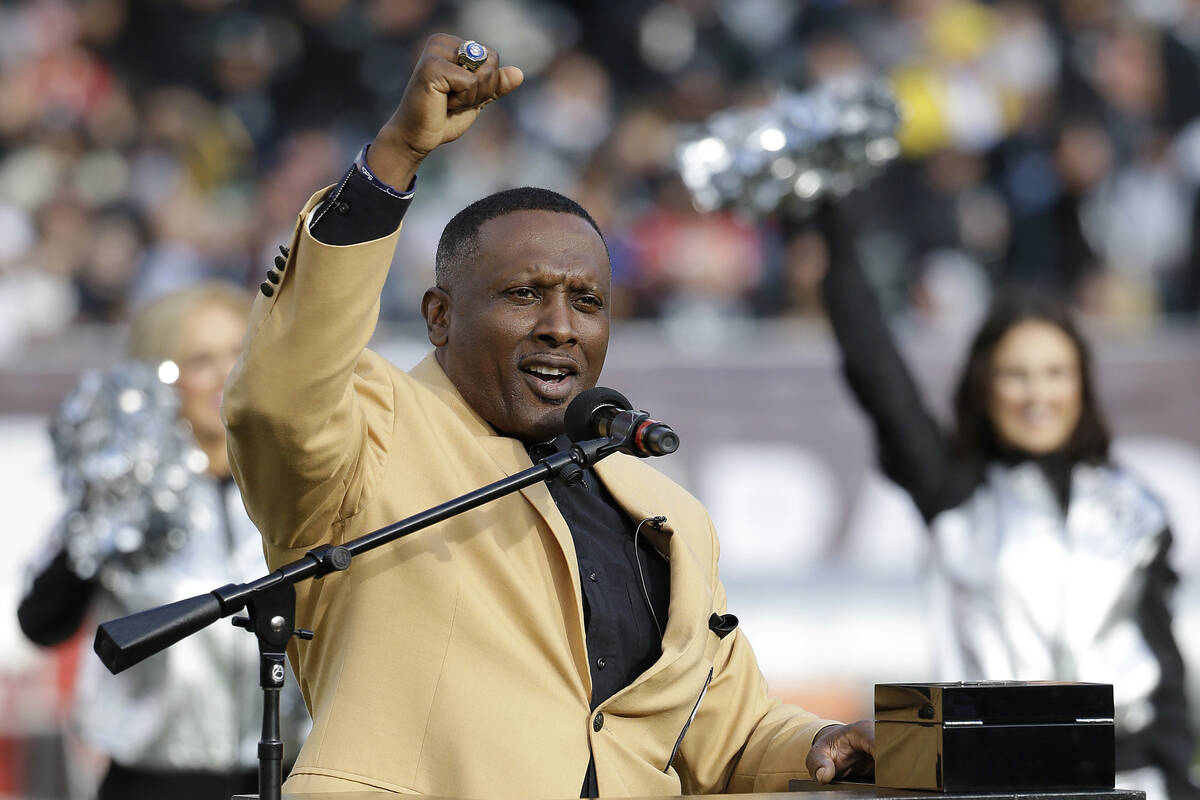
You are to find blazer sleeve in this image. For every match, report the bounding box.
[222,188,405,550]
[673,527,841,794]
[820,208,971,522]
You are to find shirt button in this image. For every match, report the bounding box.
[336,200,350,215]
[596,657,606,670]
[593,712,604,732]
[588,571,598,582]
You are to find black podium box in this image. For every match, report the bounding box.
[874,681,1115,792]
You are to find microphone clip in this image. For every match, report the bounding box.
[604,408,652,451]
[603,409,680,458]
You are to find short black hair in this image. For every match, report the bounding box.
[434,187,608,289]
[952,288,1111,472]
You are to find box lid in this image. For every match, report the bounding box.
[875,681,1114,725]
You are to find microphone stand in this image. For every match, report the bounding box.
[92,434,623,800]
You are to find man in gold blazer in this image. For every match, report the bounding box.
[223,34,874,797]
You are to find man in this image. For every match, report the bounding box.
[223,33,874,797]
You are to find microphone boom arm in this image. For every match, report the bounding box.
[93,437,626,675]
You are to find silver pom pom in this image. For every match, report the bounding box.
[675,78,901,219]
[48,361,206,578]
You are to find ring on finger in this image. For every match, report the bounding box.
[456,40,488,72]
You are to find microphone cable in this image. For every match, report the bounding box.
[633,515,668,640]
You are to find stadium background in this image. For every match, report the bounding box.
[0,0,1198,796]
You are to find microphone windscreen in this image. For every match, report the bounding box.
[564,387,631,443]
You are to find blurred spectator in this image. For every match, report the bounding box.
[821,197,1200,800]
[625,175,764,322]
[16,282,309,800]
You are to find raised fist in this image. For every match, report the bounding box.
[367,33,525,189]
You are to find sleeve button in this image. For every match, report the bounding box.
[260,282,275,297]
[266,270,280,284]
[274,254,287,270]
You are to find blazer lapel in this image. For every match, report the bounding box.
[472,433,579,565]
[408,353,590,686]
[408,352,582,583]
[474,436,592,691]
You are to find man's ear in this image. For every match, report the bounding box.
[421,287,451,347]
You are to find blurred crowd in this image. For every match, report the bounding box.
[1,0,1199,361]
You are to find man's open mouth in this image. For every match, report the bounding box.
[523,365,570,383]
[519,359,579,401]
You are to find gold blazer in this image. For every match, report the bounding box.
[223,189,836,797]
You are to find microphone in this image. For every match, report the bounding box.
[564,387,680,457]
